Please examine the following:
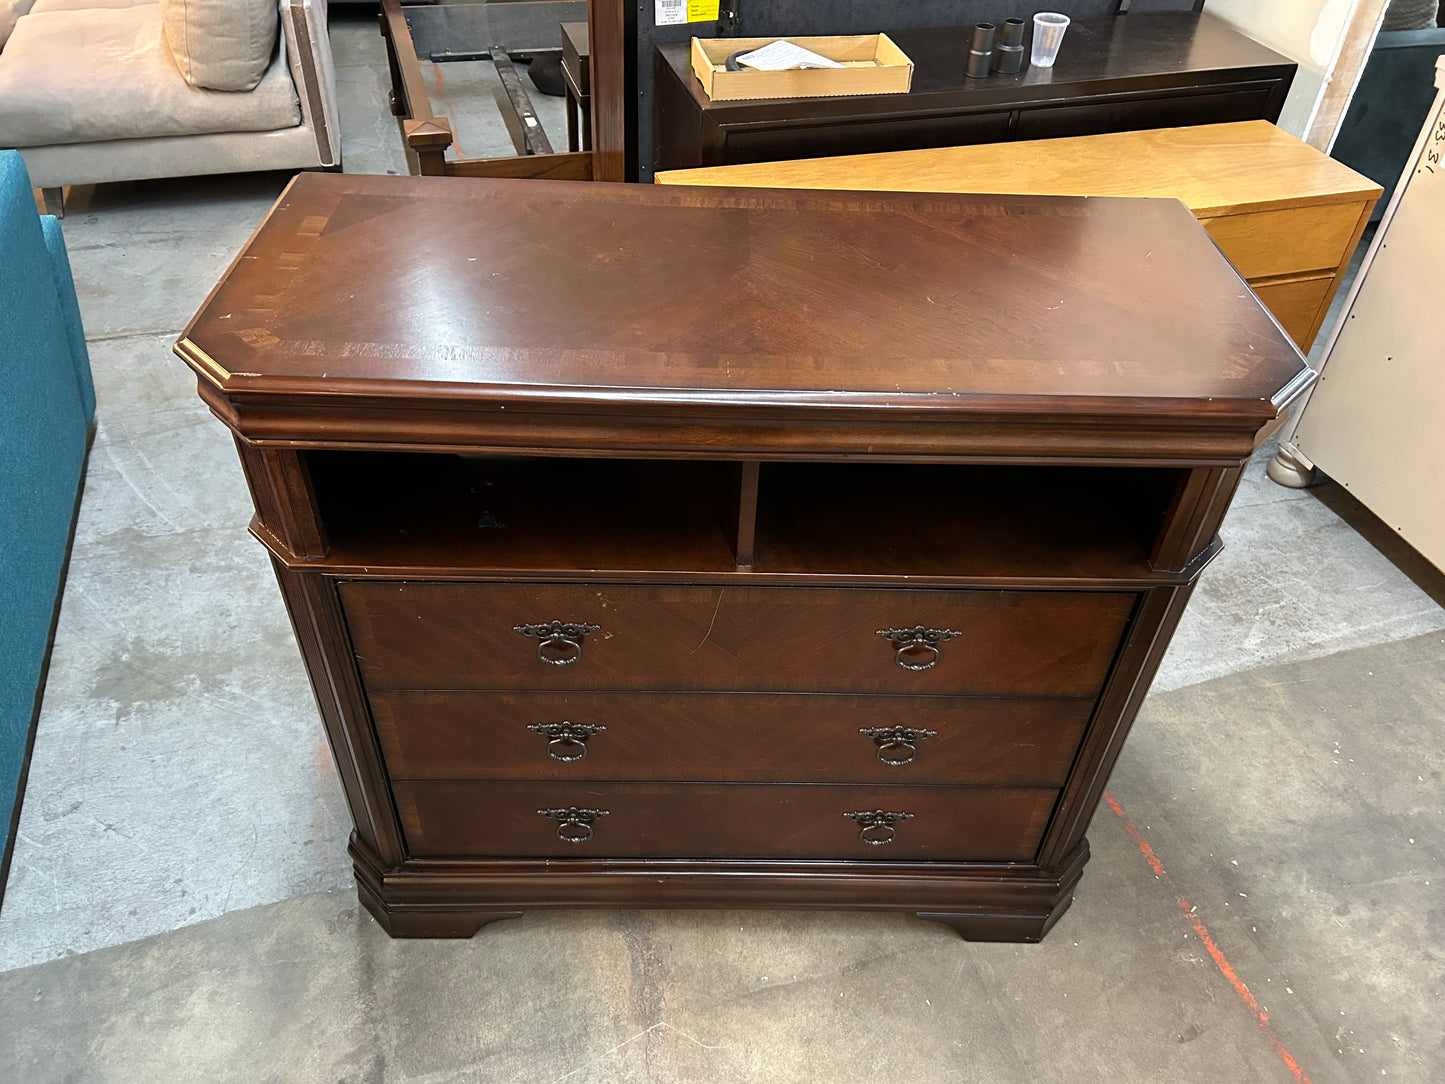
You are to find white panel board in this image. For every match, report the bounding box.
[1289,60,1445,570]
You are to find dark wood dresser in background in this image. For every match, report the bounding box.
[177,174,1312,941]
[653,12,1296,173]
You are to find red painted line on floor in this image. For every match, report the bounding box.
[1101,790,1313,1084]
[1176,896,1267,1025]
[1101,790,1166,876]
[1269,1035,1313,1084]
[430,63,468,159]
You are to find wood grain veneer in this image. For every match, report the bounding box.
[179,175,1312,942]
[657,121,1372,215]
[394,781,1058,862]
[339,582,1135,697]
[369,690,1093,787]
[178,174,1309,437]
[656,121,1381,351]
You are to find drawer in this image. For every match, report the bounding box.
[1250,274,1336,349]
[724,111,1011,166]
[393,780,1057,861]
[370,690,1094,786]
[1014,86,1278,142]
[341,582,1135,697]
[1203,203,1361,280]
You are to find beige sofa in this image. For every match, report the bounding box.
[0,0,338,213]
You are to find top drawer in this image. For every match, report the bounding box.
[1202,203,1362,280]
[340,582,1134,697]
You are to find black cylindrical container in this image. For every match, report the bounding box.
[992,17,1026,74]
[965,22,995,79]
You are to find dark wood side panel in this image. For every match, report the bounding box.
[1041,451,1246,868]
[370,690,1093,786]
[588,0,628,181]
[233,440,327,558]
[340,582,1137,697]
[652,49,704,175]
[270,561,406,867]
[1149,465,1241,572]
[394,780,1058,862]
[1037,584,1196,870]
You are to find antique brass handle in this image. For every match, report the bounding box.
[513,620,601,666]
[875,626,962,671]
[527,721,606,762]
[859,725,938,766]
[843,810,915,846]
[537,806,609,843]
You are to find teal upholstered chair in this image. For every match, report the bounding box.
[0,149,93,895]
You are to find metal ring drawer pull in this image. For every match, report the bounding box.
[537,806,609,843]
[859,725,938,766]
[843,810,915,846]
[527,721,606,762]
[875,626,962,671]
[513,620,601,666]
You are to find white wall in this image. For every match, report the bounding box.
[1204,0,1358,136]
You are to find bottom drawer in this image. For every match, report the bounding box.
[394,781,1057,862]
[1250,274,1335,348]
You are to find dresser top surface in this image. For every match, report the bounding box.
[656,121,1382,218]
[179,173,1310,431]
[658,12,1295,116]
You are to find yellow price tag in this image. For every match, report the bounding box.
[687,0,720,21]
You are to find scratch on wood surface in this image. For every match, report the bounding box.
[691,590,725,653]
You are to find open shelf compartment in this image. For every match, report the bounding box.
[307,451,742,573]
[752,462,1184,580]
[301,451,1189,579]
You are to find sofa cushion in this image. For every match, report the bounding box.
[29,0,149,11]
[160,0,278,92]
[0,5,300,148]
[1,0,34,50]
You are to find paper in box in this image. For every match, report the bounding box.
[689,34,914,102]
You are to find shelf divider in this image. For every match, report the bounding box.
[735,461,760,571]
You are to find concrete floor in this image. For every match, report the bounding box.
[2,11,1443,1082]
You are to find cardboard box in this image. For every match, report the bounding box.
[690,35,914,102]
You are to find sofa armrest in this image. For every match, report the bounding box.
[39,217,94,421]
[281,0,339,166]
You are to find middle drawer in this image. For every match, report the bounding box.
[370,690,1094,786]
[341,581,1135,696]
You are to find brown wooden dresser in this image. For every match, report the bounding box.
[177,174,1313,942]
[657,121,1382,351]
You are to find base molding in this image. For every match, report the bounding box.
[356,874,523,937]
[917,901,1075,943]
[349,835,1089,942]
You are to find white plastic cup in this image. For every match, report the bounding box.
[1030,12,1070,68]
